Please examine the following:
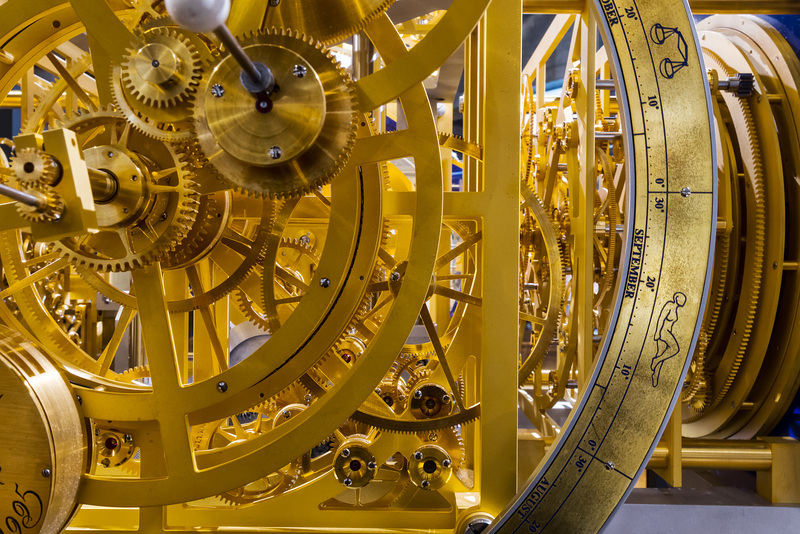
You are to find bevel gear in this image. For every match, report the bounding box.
[121,26,202,108]
[51,108,198,272]
[15,186,64,223]
[193,28,358,199]
[12,148,62,188]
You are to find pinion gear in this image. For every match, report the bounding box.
[12,148,62,188]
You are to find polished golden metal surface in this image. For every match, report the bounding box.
[0,325,86,534]
[194,28,357,198]
[0,0,799,533]
[257,0,396,45]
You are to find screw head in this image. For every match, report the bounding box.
[304,393,313,405]
[107,151,114,158]
[319,277,331,288]
[343,478,353,486]
[268,0,280,5]
[292,64,307,78]
[41,468,51,478]
[341,448,351,458]
[299,234,310,245]
[367,461,377,470]
[681,187,692,197]
[604,461,615,471]
[216,381,228,393]
[390,271,401,281]
[413,389,423,400]
[414,451,424,460]
[442,395,451,405]
[268,146,282,160]
[421,480,430,488]
[282,410,291,419]
[211,84,225,98]
[442,459,451,468]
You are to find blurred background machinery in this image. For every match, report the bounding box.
[0,0,798,533]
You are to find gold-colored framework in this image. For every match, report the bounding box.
[0,0,797,533]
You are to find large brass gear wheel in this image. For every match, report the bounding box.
[260,0,396,46]
[193,28,357,199]
[51,108,198,272]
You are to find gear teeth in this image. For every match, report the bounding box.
[194,28,358,199]
[438,132,483,161]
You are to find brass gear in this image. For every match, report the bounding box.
[262,0,395,46]
[15,186,64,223]
[193,28,357,199]
[121,26,202,108]
[12,148,62,188]
[687,51,765,420]
[52,108,198,272]
[237,236,320,332]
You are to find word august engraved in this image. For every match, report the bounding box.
[600,0,620,26]
[624,229,645,298]
[515,477,552,519]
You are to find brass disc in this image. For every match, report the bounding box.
[194,28,357,199]
[0,326,86,534]
[204,44,326,166]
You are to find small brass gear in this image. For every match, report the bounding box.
[12,148,62,188]
[120,26,202,108]
[15,186,64,223]
[193,28,358,199]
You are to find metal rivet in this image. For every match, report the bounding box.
[151,59,160,68]
[107,151,114,158]
[211,84,225,98]
[681,187,691,197]
[319,278,331,288]
[217,381,228,393]
[292,64,307,78]
[41,469,51,478]
[131,175,138,181]
[268,146,282,160]
[341,448,351,458]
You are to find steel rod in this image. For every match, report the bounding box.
[214,25,262,84]
[0,182,46,209]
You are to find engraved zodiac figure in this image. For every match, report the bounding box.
[650,23,688,79]
[650,292,686,387]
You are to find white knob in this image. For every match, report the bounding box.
[164,0,231,33]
